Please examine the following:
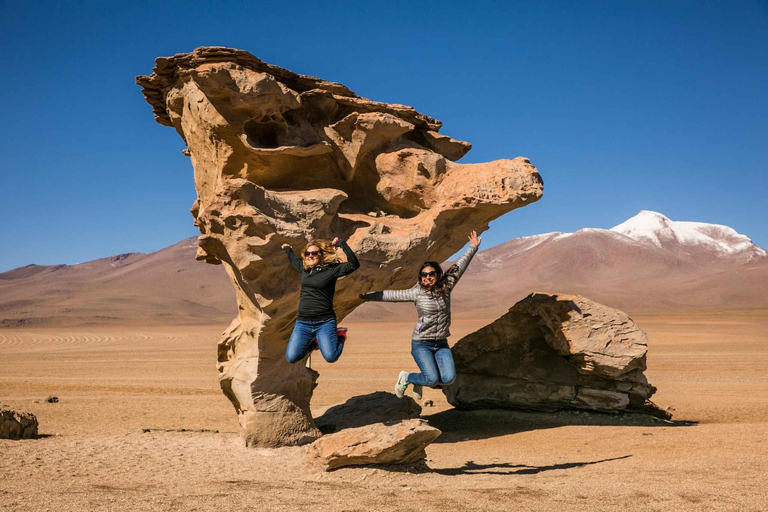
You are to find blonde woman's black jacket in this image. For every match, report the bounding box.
[284,241,359,321]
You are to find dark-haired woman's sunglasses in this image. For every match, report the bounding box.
[420,271,437,277]
[304,251,321,257]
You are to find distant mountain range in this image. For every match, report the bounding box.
[0,239,234,327]
[2,211,766,327]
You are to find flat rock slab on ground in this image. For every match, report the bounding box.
[1,407,38,439]
[313,391,421,433]
[306,419,441,471]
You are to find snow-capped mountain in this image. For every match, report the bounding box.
[611,210,767,261]
[432,211,768,319]
[471,211,766,274]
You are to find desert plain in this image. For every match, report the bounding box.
[1,312,767,511]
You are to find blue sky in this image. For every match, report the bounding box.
[1,1,766,272]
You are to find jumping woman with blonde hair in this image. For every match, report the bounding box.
[282,237,359,364]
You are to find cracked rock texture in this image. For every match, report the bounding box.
[137,47,543,447]
[444,293,668,417]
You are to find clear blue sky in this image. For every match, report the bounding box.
[1,1,766,272]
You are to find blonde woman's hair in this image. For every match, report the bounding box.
[302,239,338,270]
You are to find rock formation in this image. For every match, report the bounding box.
[305,419,441,471]
[1,407,38,439]
[137,47,543,447]
[444,293,669,417]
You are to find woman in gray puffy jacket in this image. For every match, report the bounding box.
[360,231,481,399]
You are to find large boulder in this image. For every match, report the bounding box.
[444,293,668,417]
[137,47,543,447]
[1,407,38,439]
[305,419,441,471]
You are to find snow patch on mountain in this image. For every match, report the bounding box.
[610,210,766,258]
[479,232,561,268]
[518,232,561,250]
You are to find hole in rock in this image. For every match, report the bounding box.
[243,119,285,149]
[282,110,300,126]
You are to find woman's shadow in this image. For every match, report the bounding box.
[377,455,634,476]
[407,407,695,475]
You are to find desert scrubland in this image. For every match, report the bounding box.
[1,313,767,511]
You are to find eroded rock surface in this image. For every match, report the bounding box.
[314,391,421,433]
[137,47,543,447]
[1,407,38,439]
[444,293,669,417]
[305,419,441,471]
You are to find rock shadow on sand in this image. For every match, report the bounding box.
[423,408,697,444]
[313,391,422,434]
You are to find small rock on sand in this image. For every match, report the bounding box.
[1,407,38,439]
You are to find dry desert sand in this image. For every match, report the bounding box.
[1,313,767,511]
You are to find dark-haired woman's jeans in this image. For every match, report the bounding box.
[285,318,343,363]
[408,339,456,386]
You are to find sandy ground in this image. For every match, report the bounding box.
[1,313,767,511]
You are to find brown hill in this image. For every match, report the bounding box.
[0,239,234,327]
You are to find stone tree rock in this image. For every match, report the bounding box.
[444,293,669,417]
[1,407,38,439]
[136,47,543,447]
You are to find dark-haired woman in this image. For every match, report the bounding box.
[282,237,359,364]
[360,231,481,399]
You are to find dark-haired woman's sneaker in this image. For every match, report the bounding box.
[394,371,409,398]
[412,384,423,401]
